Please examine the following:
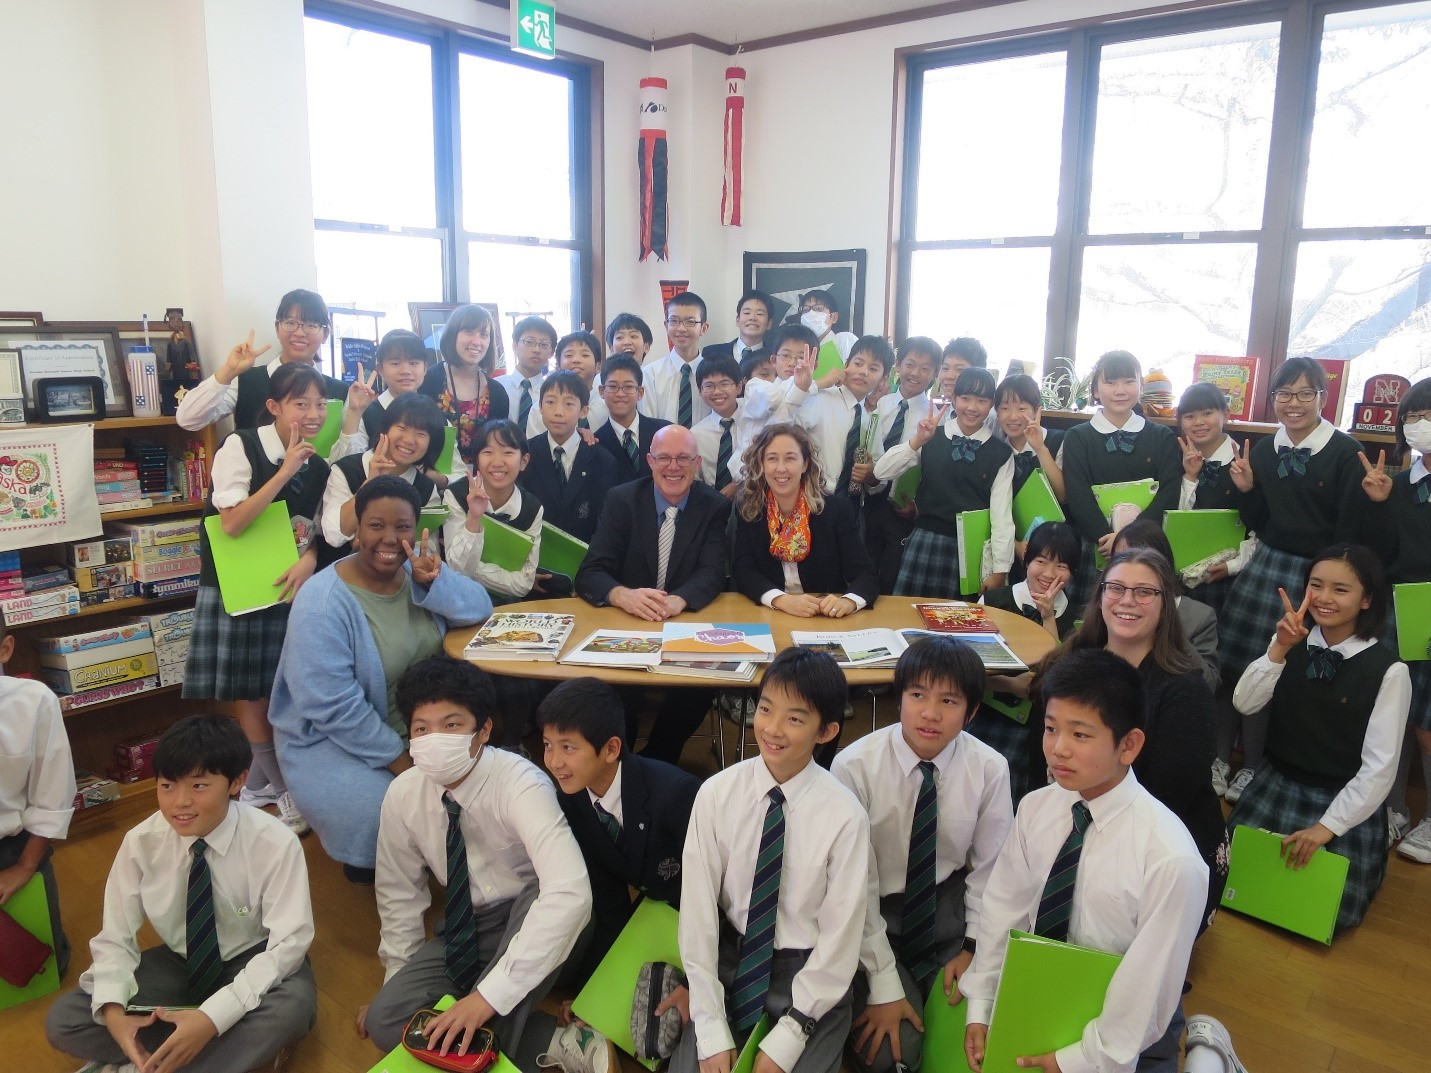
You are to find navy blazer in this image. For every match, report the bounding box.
[594,416,671,485]
[557,753,699,977]
[575,477,731,612]
[702,337,772,365]
[731,493,880,608]
[519,433,618,544]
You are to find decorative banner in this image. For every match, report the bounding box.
[0,423,101,552]
[659,281,689,352]
[639,77,670,262]
[721,66,746,227]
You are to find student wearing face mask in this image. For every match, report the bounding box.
[797,289,859,377]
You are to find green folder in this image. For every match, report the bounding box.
[922,977,976,1073]
[309,398,345,459]
[367,994,521,1073]
[538,522,590,580]
[1220,825,1349,944]
[202,502,299,615]
[1091,478,1157,522]
[479,514,535,572]
[435,425,459,477]
[814,339,844,379]
[890,465,921,510]
[983,687,1031,725]
[1162,510,1246,572]
[1012,469,1065,542]
[571,899,681,1069]
[981,931,1122,1073]
[417,506,449,542]
[732,1015,772,1073]
[0,873,60,1010]
[956,509,991,594]
[1393,582,1431,662]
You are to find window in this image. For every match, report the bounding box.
[304,4,594,362]
[899,1,1431,422]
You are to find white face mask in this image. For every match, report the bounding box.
[1404,422,1431,455]
[800,310,830,335]
[409,732,479,786]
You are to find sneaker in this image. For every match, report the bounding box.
[1185,1013,1247,1073]
[1223,767,1255,804]
[276,792,310,836]
[536,1023,616,1073]
[343,863,376,885]
[1397,817,1431,864]
[239,784,280,807]
[71,1064,138,1073]
[1388,807,1411,844]
[1210,758,1231,797]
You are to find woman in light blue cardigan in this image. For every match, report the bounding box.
[268,476,492,878]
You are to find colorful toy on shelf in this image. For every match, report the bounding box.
[1141,368,1175,418]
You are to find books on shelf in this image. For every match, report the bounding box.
[914,602,995,633]
[561,630,663,669]
[464,612,576,661]
[660,622,776,664]
[899,628,1027,672]
[791,628,906,668]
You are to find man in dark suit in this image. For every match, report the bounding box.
[592,354,671,484]
[576,425,731,760]
[700,288,774,368]
[538,677,700,981]
[520,371,618,543]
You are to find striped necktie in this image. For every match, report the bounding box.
[594,801,621,842]
[1277,444,1310,478]
[884,399,909,450]
[838,404,862,491]
[678,364,694,427]
[716,418,735,488]
[656,505,679,590]
[1034,800,1092,942]
[443,794,483,992]
[623,428,639,465]
[901,761,939,980]
[518,379,533,429]
[553,445,567,491]
[185,839,224,1000]
[732,787,785,1031]
[1415,474,1431,505]
[1106,428,1137,453]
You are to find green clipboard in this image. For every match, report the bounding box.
[202,502,299,615]
[1091,478,1157,523]
[1393,582,1431,662]
[0,873,61,1010]
[890,465,921,510]
[435,425,459,477]
[956,509,992,594]
[309,398,345,459]
[366,994,522,1073]
[814,340,844,379]
[1220,825,1349,945]
[923,976,975,1073]
[1012,469,1065,542]
[571,899,681,1069]
[732,1015,772,1073]
[538,523,590,580]
[982,931,1121,1073]
[1162,510,1246,572]
[479,514,535,572]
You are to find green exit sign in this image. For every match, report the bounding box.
[511,0,556,60]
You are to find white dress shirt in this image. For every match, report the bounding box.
[495,369,548,423]
[640,349,710,426]
[442,484,544,599]
[873,419,1017,573]
[209,424,330,522]
[176,363,364,462]
[586,761,624,827]
[680,756,869,1071]
[0,677,75,841]
[375,750,591,1015]
[545,431,582,479]
[1273,416,1335,457]
[604,412,644,459]
[1088,410,1146,437]
[1232,625,1411,836]
[787,385,870,495]
[962,772,1207,1073]
[691,377,794,488]
[319,451,435,546]
[82,803,314,1035]
[832,727,1012,1005]
[1177,435,1236,511]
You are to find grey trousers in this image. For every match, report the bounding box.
[0,830,68,976]
[365,885,560,1070]
[1136,1003,1185,1073]
[670,932,854,1073]
[44,944,316,1073]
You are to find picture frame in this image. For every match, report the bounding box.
[0,311,44,329]
[0,349,25,428]
[408,301,504,365]
[45,315,201,385]
[0,327,130,418]
[35,376,105,423]
[742,249,868,335]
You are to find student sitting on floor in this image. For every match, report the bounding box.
[674,647,869,1073]
[46,715,316,1073]
[362,656,609,1073]
[832,636,1013,1073]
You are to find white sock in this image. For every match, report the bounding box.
[1185,1043,1227,1073]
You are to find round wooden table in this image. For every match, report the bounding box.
[444,592,1056,687]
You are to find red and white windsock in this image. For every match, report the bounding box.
[720,66,746,227]
[639,76,670,262]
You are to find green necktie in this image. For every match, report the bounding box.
[1034,801,1091,942]
[594,801,621,842]
[443,794,483,992]
[901,761,939,979]
[716,417,735,488]
[678,364,693,427]
[185,839,224,1000]
[731,787,785,1030]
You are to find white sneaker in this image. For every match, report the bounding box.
[1223,767,1255,804]
[1388,807,1411,845]
[276,792,310,836]
[1211,758,1231,797]
[1397,817,1431,864]
[536,1024,616,1073]
[239,784,279,807]
[1185,1013,1247,1073]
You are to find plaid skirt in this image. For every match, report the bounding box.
[182,584,292,702]
[967,704,1032,804]
[1218,544,1312,682]
[1381,616,1431,732]
[894,528,973,600]
[1186,573,1235,616]
[1226,764,1387,932]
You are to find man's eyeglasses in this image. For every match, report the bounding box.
[650,453,699,467]
[1099,582,1162,605]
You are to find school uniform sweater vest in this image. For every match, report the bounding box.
[1244,431,1361,556]
[1061,421,1176,537]
[233,366,347,430]
[199,430,330,588]
[447,477,542,532]
[1266,641,1397,790]
[334,454,437,510]
[915,427,1013,539]
[1010,429,1064,497]
[361,399,387,442]
[1378,472,1431,584]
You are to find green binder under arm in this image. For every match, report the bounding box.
[732,1016,773,1073]
[1091,479,1157,523]
[1012,469,1065,542]
[202,502,299,615]
[1393,582,1431,662]
[1219,825,1349,944]
[571,899,682,1069]
[956,509,992,593]
[1162,510,1246,572]
[539,523,589,580]
[308,398,345,459]
[434,425,459,477]
[478,514,536,572]
[890,464,921,510]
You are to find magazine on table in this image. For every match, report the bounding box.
[660,622,776,664]
[463,612,575,661]
[560,629,663,669]
[791,628,906,668]
[899,628,1027,672]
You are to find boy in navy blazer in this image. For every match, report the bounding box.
[520,371,618,543]
[592,355,671,485]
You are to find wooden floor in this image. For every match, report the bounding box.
[4,697,1428,1073]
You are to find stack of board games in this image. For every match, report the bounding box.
[129,607,193,688]
[112,517,203,599]
[35,620,158,697]
[111,732,163,783]
[463,612,575,662]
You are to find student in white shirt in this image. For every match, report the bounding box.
[797,289,858,369]
[866,337,939,592]
[496,316,557,434]
[605,313,653,365]
[362,329,434,444]
[787,336,892,499]
[833,636,1012,1073]
[362,656,605,1073]
[0,621,76,976]
[46,715,316,1073]
[703,289,775,366]
[961,649,1209,1073]
[592,355,671,485]
[443,418,544,603]
[641,292,712,428]
[674,647,869,1073]
[691,354,796,496]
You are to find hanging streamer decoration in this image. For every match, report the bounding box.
[721,67,746,227]
[639,77,670,262]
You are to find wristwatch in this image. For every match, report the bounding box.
[787,1008,818,1037]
